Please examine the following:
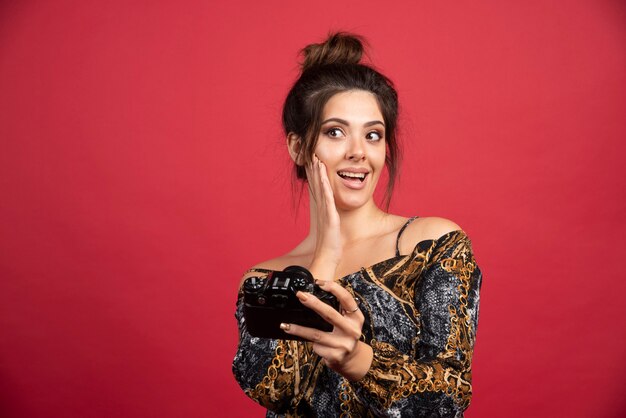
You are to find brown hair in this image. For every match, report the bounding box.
[283,32,401,210]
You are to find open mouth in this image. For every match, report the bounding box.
[337,171,368,183]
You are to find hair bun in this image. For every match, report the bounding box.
[300,32,364,72]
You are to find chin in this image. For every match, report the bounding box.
[334,196,371,211]
[331,184,379,211]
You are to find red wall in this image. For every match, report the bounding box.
[1,1,625,417]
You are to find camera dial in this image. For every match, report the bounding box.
[243,276,265,292]
[291,276,308,291]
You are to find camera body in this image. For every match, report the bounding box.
[242,266,339,340]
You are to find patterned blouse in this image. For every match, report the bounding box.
[233,217,483,417]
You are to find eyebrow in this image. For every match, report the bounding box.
[321,117,385,128]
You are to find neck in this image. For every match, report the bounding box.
[307,189,389,245]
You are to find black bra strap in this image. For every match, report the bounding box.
[395,216,419,257]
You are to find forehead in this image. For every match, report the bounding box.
[322,90,383,121]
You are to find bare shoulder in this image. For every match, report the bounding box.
[239,254,304,287]
[251,256,295,272]
[417,216,463,239]
[398,216,463,254]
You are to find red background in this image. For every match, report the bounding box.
[1,1,625,417]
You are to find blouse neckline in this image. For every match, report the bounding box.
[246,229,466,282]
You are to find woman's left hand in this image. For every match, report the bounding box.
[280,280,374,381]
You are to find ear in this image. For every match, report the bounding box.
[287,133,305,166]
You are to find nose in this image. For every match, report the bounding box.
[346,137,365,161]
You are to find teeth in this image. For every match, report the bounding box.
[338,171,366,179]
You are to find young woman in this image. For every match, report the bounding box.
[233,32,482,417]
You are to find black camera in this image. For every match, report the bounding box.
[242,266,339,340]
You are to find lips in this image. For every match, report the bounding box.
[336,170,369,190]
[337,171,368,182]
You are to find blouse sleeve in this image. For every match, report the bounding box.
[232,268,322,413]
[350,231,483,416]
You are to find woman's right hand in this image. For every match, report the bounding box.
[306,154,342,277]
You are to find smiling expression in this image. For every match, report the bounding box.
[313,90,386,211]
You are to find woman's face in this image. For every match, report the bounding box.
[313,90,386,211]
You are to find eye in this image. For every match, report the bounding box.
[325,127,345,138]
[366,131,383,141]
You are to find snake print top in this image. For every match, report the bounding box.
[232,217,483,417]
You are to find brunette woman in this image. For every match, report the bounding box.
[233,32,482,417]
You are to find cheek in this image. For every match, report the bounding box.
[372,147,387,169]
[313,145,341,166]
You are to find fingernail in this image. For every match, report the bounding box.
[315,279,326,286]
[280,323,291,331]
[296,291,309,302]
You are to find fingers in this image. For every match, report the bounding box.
[316,280,363,319]
[314,156,327,209]
[280,322,359,359]
[305,155,339,231]
[318,160,338,217]
[305,155,321,204]
[280,281,364,368]
[280,322,336,346]
[294,289,362,339]
[297,290,346,328]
